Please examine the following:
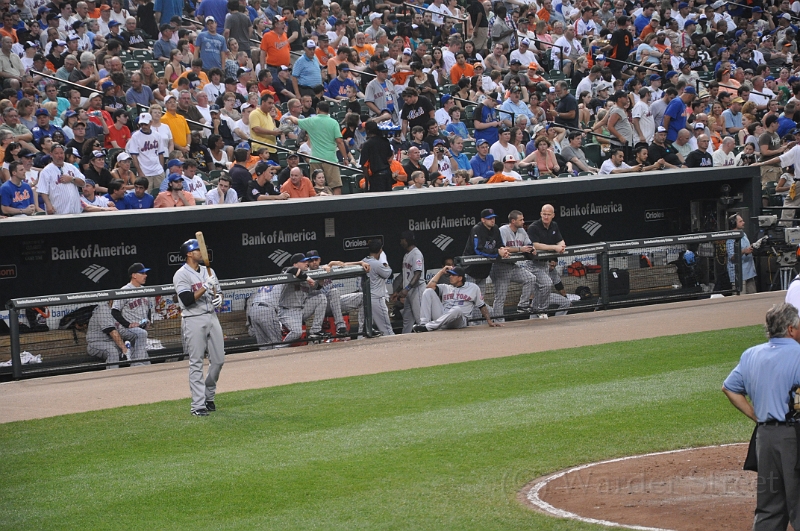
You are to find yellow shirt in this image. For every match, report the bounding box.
[161,111,191,148]
[249,108,277,154]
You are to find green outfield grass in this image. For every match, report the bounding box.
[1,325,764,530]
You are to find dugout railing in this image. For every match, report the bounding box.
[454,231,744,320]
[3,266,372,380]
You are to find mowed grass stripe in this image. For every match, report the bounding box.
[0,326,763,530]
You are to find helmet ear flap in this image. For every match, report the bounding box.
[180,238,200,256]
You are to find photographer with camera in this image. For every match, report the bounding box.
[423,139,458,184]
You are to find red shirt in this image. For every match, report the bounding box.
[105,124,131,149]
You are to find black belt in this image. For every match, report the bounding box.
[758,420,787,426]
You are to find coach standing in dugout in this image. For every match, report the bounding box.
[526,204,566,319]
[463,208,509,296]
[722,303,800,531]
[173,239,224,417]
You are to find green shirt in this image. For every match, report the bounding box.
[297,114,342,163]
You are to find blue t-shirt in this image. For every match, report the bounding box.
[474,105,499,145]
[723,337,800,423]
[104,193,131,210]
[122,191,155,209]
[634,14,651,34]
[326,77,358,99]
[195,31,227,70]
[451,151,471,170]
[0,179,34,211]
[662,98,686,143]
[446,122,469,139]
[153,0,183,26]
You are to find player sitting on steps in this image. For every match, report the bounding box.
[413,266,502,332]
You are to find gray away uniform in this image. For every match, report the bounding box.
[173,263,225,413]
[111,282,152,366]
[363,255,394,335]
[278,271,326,343]
[247,284,284,349]
[495,225,536,319]
[86,303,146,368]
[419,281,486,331]
[308,272,365,333]
[401,247,425,333]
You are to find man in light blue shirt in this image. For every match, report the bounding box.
[722,302,800,531]
[292,40,322,98]
[500,86,534,124]
[722,97,744,135]
[469,139,495,179]
[195,17,228,71]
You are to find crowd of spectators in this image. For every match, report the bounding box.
[1,0,799,217]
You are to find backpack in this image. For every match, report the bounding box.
[567,261,586,277]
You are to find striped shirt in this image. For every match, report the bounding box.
[37,161,86,215]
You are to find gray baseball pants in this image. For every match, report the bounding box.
[525,261,554,312]
[248,302,282,349]
[371,296,394,335]
[279,297,326,343]
[419,287,468,331]
[401,284,423,333]
[490,262,535,319]
[182,313,225,412]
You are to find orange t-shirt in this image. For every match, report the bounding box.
[640,24,654,40]
[353,43,374,63]
[260,30,290,67]
[537,7,551,26]
[315,46,335,67]
[154,191,197,208]
[327,56,346,78]
[450,63,474,83]
[487,172,517,183]
[0,27,18,43]
[172,70,209,89]
[280,176,316,198]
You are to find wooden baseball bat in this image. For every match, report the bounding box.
[195,231,215,293]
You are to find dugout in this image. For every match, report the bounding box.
[0,166,759,303]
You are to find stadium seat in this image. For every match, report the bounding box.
[548,69,565,80]
[124,60,142,71]
[583,143,602,167]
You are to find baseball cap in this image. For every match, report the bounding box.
[290,252,309,264]
[403,47,412,55]
[108,20,120,27]
[683,86,697,94]
[167,159,183,169]
[305,39,316,48]
[273,15,285,23]
[766,75,776,81]
[678,1,688,7]
[117,151,131,161]
[476,139,488,146]
[209,104,221,113]
[374,63,388,72]
[287,151,299,158]
[480,208,496,219]
[279,65,290,72]
[503,154,517,162]
[128,263,150,275]
[732,96,744,103]
[240,103,252,111]
[520,38,530,46]
[83,178,96,187]
[509,58,522,65]
[596,54,605,61]
[665,70,678,79]
[54,39,66,46]
[752,6,763,12]
[101,80,114,91]
[716,32,725,38]
[473,62,483,68]
[782,12,792,19]
[596,81,612,91]
[694,122,705,129]
[433,139,446,146]
[369,12,382,21]
[34,108,49,117]
[167,172,183,183]
[67,34,79,41]
[305,250,320,260]
[649,73,661,81]
[236,141,251,151]
[138,112,152,124]
[294,9,306,16]
[163,94,175,104]
[441,94,452,105]
[91,150,105,158]
[498,126,510,134]
[548,86,556,93]
[266,160,280,167]
[18,148,35,158]
[656,125,667,133]
[205,15,215,23]
[684,19,696,27]
[447,266,467,277]
[237,67,252,77]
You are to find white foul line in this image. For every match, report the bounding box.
[524,443,747,531]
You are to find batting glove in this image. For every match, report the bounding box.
[203,275,218,292]
[212,293,224,308]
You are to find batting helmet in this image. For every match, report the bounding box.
[180,239,200,256]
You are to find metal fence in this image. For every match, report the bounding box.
[3,266,372,379]
[455,231,744,319]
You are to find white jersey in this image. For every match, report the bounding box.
[37,161,85,214]
[112,282,153,324]
[434,108,451,127]
[402,247,424,288]
[182,174,207,200]
[173,263,217,317]
[128,129,166,176]
[438,281,485,316]
[422,153,455,183]
[81,194,111,208]
[499,224,532,247]
[205,187,239,204]
[631,100,655,144]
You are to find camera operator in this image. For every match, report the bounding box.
[726,213,757,294]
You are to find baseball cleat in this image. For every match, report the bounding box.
[412,324,428,333]
[516,305,532,314]
[337,327,349,336]
[537,313,549,319]
[205,401,216,412]
[191,408,209,416]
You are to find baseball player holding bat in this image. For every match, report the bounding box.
[173,238,224,417]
